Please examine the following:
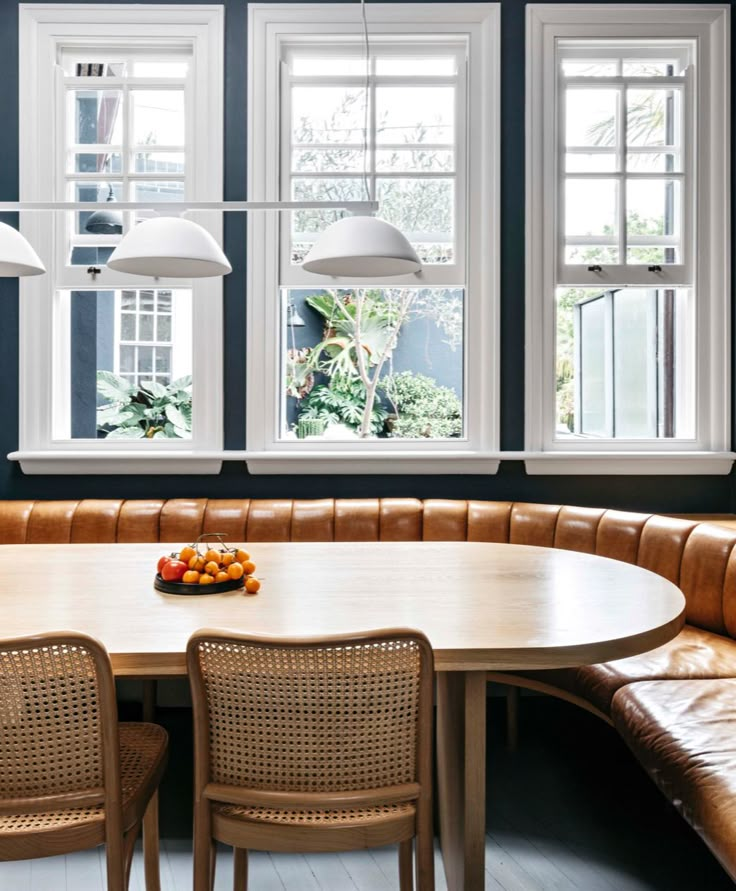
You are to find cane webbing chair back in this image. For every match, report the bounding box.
[0,632,168,891]
[187,628,435,890]
[0,632,119,813]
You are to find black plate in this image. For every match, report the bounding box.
[154,574,244,596]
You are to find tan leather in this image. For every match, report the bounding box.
[636,515,698,584]
[335,499,380,542]
[509,502,560,548]
[554,506,605,554]
[467,500,512,543]
[423,499,467,541]
[71,499,123,543]
[246,499,293,541]
[160,498,207,542]
[573,624,736,714]
[0,501,34,544]
[595,509,650,563]
[116,500,164,543]
[379,498,422,541]
[27,501,79,544]
[291,498,335,542]
[612,679,736,882]
[203,499,250,542]
[680,525,736,634]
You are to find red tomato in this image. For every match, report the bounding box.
[157,555,173,574]
[161,559,188,582]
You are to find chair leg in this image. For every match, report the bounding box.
[210,840,217,891]
[193,800,213,891]
[106,830,128,891]
[399,839,413,891]
[233,847,248,891]
[143,790,162,891]
[123,821,141,890]
[415,795,435,891]
[506,685,519,752]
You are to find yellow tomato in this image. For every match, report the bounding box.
[244,576,261,594]
[215,571,230,584]
[205,549,221,564]
[235,549,250,564]
[199,574,215,585]
[204,561,220,576]
[220,552,235,566]
[182,570,200,584]
[189,555,205,572]
[242,560,256,576]
[227,562,244,580]
[179,546,197,564]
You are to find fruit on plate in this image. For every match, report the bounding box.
[160,559,187,582]
[155,535,260,592]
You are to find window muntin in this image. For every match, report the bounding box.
[558,40,692,286]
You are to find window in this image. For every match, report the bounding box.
[247,4,499,474]
[526,5,731,474]
[16,5,224,473]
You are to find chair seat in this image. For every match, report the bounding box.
[0,722,167,858]
[612,678,736,882]
[212,800,417,853]
[215,800,416,826]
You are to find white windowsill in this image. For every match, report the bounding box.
[8,449,735,476]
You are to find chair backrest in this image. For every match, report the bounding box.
[187,628,433,808]
[0,632,121,818]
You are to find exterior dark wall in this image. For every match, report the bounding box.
[0,0,732,513]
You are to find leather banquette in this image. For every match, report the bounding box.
[4,497,736,880]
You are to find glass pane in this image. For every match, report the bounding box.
[561,60,617,77]
[623,60,682,76]
[377,178,454,264]
[157,291,172,311]
[292,148,364,173]
[72,182,124,236]
[63,290,193,441]
[66,60,126,77]
[72,90,123,145]
[565,153,617,173]
[290,178,366,261]
[280,288,464,441]
[626,152,681,173]
[292,86,366,145]
[131,181,185,203]
[139,314,154,341]
[555,287,694,440]
[291,58,367,77]
[565,89,618,149]
[613,290,657,437]
[627,88,680,147]
[626,179,680,252]
[120,314,136,340]
[376,87,454,144]
[121,291,136,311]
[376,57,457,76]
[565,245,619,265]
[579,296,608,436]
[72,152,122,174]
[376,149,454,173]
[132,61,189,77]
[156,314,172,341]
[565,180,617,238]
[131,90,185,146]
[134,152,186,173]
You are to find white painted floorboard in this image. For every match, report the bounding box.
[0,840,462,891]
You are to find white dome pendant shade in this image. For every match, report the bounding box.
[0,222,46,276]
[106,216,232,278]
[301,215,421,277]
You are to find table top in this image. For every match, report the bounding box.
[0,541,685,674]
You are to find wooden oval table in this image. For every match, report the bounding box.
[0,540,685,890]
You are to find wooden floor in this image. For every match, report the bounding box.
[2,695,733,890]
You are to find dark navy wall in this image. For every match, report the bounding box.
[0,0,732,512]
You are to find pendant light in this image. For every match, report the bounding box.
[0,222,46,276]
[106,215,232,278]
[84,183,123,235]
[301,0,421,278]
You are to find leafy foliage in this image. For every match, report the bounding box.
[96,371,192,439]
[297,375,388,435]
[385,371,462,439]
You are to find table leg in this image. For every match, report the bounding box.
[436,671,487,891]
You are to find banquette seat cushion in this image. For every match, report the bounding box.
[612,679,736,880]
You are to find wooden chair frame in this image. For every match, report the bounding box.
[187,627,435,891]
[0,631,167,891]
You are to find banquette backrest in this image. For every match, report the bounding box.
[2,499,736,638]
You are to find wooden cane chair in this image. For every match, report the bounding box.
[187,627,435,891]
[0,631,168,891]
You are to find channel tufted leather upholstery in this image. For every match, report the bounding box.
[612,679,736,882]
[3,497,736,877]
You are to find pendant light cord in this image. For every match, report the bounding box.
[360,0,372,206]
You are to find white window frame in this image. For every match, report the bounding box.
[525,4,733,475]
[246,3,500,475]
[14,4,224,475]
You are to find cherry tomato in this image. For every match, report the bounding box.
[157,555,173,574]
[161,559,188,582]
